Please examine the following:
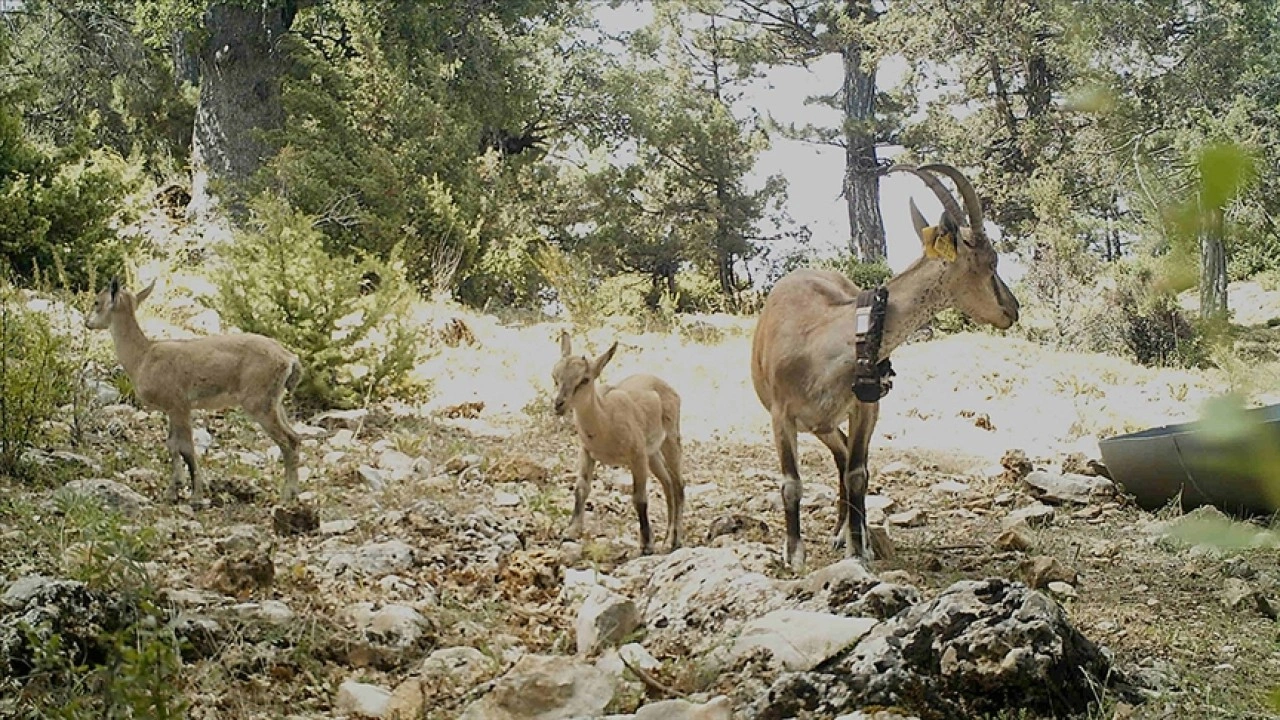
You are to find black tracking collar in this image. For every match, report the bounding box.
[852,286,895,403]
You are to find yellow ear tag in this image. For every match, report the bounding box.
[921,227,958,262]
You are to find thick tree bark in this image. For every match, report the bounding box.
[841,2,885,262]
[1199,203,1228,320]
[189,2,292,218]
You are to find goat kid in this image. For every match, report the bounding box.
[551,332,685,554]
[751,163,1021,571]
[85,278,304,504]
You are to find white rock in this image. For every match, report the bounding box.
[329,428,357,448]
[192,427,213,450]
[320,518,359,536]
[635,695,733,720]
[315,408,369,429]
[346,602,430,648]
[576,587,641,656]
[887,509,925,527]
[378,449,417,479]
[494,491,522,507]
[878,461,915,476]
[729,609,878,671]
[632,547,787,658]
[55,478,152,515]
[458,654,614,720]
[1023,470,1114,505]
[930,480,971,495]
[231,599,295,625]
[1004,502,1056,529]
[358,465,388,491]
[865,495,895,513]
[335,680,392,718]
[324,539,415,577]
[1047,581,1077,599]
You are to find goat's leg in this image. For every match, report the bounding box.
[171,419,201,504]
[659,436,685,551]
[164,420,185,503]
[772,411,805,572]
[629,456,654,555]
[252,400,302,502]
[815,428,850,549]
[842,405,880,560]
[649,446,682,552]
[564,448,595,540]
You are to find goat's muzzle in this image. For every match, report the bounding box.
[553,399,567,416]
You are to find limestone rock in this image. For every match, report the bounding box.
[753,578,1119,719]
[55,478,152,515]
[995,525,1034,552]
[1022,470,1114,505]
[1219,578,1277,619]
[336,679,392,718]
[631,547,786,656]
[458,654,614,720]
[324,539,416,577]
[634,695,734,720]
[576,586,641,656]
[729,610,878,671]
[1004,502,1055,529]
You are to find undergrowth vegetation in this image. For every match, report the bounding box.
[212,195,429,412]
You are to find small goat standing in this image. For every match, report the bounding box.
[85,279,304,504]
[551,332,685,553]
[751,164,1021,571]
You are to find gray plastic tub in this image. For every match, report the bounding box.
[1097,403,1280,515]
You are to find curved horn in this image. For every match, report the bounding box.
[919,163,984,230]
[881,164,967,231]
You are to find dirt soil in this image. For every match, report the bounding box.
[5,282,1280,719]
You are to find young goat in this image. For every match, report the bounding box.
[551,332,684,553]
[85,278,304,504]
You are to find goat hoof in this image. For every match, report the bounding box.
[830,534,847,551]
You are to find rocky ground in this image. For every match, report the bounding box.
[4,280,1280,719]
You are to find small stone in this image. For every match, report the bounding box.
[55,478,152,516]
[320,518,359,536]
[1020,555,1077,589]
[314,408,369,429]
[878,461,914,476]
[930,480,971,495]
[272,503,319,536]
[1047,581,1077,598]
[1219,578,1277,619]
[336,680,392,718]
[445,454,483,474]
[995,525,1034,552]
[1004,502,1055,529]
[358,465,388,491]
[887,509,924,527]
[635,695,733,720]
[1023,470,1114,505]
[493,491,521,507]
[576,587,641,656]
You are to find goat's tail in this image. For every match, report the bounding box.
[285,356,303,393]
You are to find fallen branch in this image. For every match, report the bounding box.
[620,653,683,700]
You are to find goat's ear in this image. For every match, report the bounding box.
[109,277,120,301]
[135,279,156,305]
[559,330,572,357]
[590,342,617,378]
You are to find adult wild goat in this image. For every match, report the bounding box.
[552,332,685,554]
[751,164,1020,571]
[85,279,304,504]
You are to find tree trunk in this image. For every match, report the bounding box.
[189,2,292,219]
[841,3,885,262]
[1199,203,1228,320]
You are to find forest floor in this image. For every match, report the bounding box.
[5,253,1280,718]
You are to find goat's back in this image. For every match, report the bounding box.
[134,332,299,410]
[612,374,681,431]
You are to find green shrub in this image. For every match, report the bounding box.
[0,279,77,479]
[818,256,894,289]
[1112,264,1210,368]
[213,194,428,411]
[0,103,139,290]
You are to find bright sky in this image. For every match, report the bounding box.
[591,3,1027,283]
